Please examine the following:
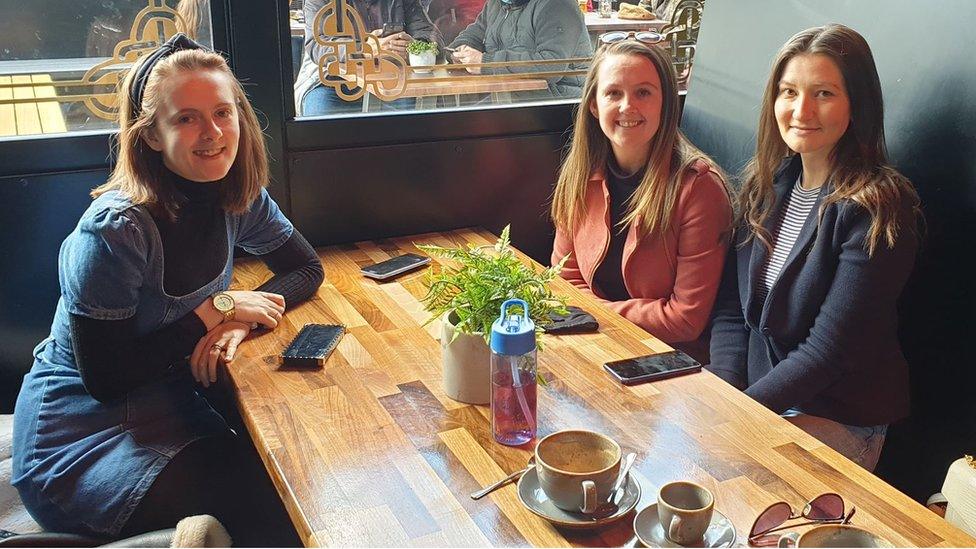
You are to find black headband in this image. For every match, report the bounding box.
[129,33,207,117]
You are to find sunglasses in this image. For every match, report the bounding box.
[748,493,856,547]
[598,30,665,45]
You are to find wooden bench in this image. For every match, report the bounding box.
[0,75,68,137]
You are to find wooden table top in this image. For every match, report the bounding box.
[228,227,973,547]
[339,66,550,100]
[400,69,549,98]
[0,74,67,137]
[583,12,667,33]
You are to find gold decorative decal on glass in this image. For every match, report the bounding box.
[663,0,702,83]
[81,0,188,120]
[0,0,199,137]
[299,0,593,114]
[311,0,408,102]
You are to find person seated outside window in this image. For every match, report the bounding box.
[294,0,443,115]
[449,0,593,101]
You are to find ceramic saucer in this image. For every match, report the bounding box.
[516,466,641,529]
[633,503,736,547]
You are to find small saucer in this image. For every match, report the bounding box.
[516,467,641,529]
[633,504,736,547]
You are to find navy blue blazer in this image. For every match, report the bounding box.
[707,157,918,426]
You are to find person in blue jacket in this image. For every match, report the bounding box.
[708,24,921,471]
[12,34,323,543]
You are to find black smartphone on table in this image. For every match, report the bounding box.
[603,350,701,385]
[280,324,345,369]
[380,23,404,37]
[360,253,430,280]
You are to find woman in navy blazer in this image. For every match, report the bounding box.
[708,24,921,471]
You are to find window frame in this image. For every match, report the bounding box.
[0,0,581,180]
[273,0,581,150]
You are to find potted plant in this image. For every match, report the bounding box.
[418,226,569,404]
[406,39,438,73]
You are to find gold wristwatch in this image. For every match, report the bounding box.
[212,292,235,322]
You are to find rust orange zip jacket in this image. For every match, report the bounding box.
[552,159,732,343]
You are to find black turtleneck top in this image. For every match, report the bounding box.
[71,171,324,402]
[592,157,644,302]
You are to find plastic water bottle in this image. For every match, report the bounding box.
[490,299,538,446]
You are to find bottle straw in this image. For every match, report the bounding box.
[505,314,535,430]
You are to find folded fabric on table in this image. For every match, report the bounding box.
[544,306,599,334]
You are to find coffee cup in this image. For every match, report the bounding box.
[778,525,892,548]
[657,481,714,544]
[534,430,621,514]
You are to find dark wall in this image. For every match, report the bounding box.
[0,171,105,410]
[681,0,976,499]
[289,133,565,262]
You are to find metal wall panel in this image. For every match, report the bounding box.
[0,170,105,410]
[288,132,566,263]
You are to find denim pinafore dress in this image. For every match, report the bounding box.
[11,188,293,537]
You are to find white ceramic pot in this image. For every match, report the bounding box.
[408,51,436,73]
[441,311,490,404]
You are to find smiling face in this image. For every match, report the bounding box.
[774,53,851,165]
[143,69,240,182]
[589,53,663,173]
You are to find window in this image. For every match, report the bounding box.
[0,0,213,138]
[288,0,674,119]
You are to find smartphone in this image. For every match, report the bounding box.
[380,23,404,37]
[360,253,430,280]
[603,350,701,385]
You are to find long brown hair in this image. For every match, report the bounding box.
[739,24,920,256]
[93,48,268,220]
[551,40,726,241]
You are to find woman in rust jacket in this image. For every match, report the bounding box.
[551,39,731,347]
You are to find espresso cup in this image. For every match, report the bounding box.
[535,430,621,514]
[657,481,714,544]
[778,525,892,548]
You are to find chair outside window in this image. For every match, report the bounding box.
[660,0,702,86]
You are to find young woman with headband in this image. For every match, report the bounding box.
[708,24,921,471]
[12,34,322,542]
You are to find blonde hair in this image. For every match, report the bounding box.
[739,24,920,256]
[93,48,268,220]
[176,0,207,41]
[552,40,727,242]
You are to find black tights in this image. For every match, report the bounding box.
[120,435,300,547]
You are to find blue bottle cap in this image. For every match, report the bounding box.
[490,299,536,356]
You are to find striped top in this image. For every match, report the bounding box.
[757,177,820,303]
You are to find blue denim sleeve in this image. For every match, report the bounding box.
[59,205,148,320]
[236,188,294,255]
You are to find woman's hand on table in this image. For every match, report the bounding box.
[225,290,285,329]
[452,45,483,73]
[190,320,252,387]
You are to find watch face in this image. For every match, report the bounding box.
[213,293,234,312]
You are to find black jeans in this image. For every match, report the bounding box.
[121,413,300,547]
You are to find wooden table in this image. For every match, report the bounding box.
[228,228,974,547]
[291,18,305,38]
[584,12,667,33]
[0,74,67,137]
[342,66,550,112]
